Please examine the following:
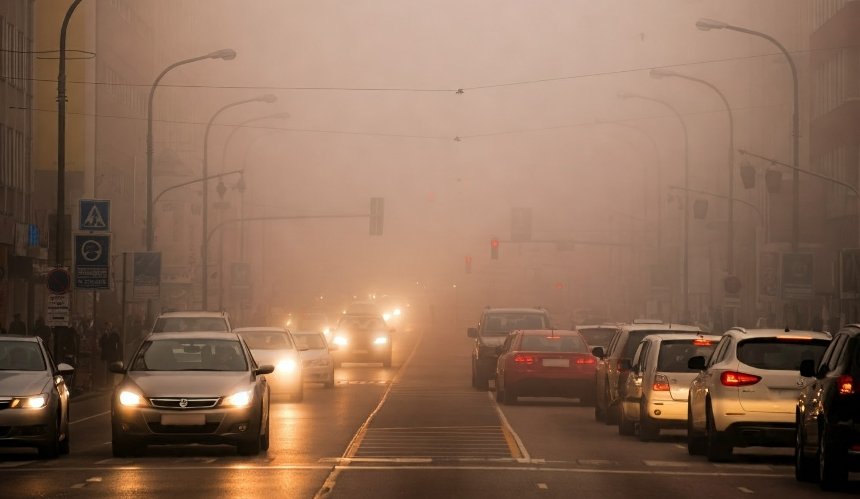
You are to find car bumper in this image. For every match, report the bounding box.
[266,370,302,394]
[722,421,796,447]
[112,404,259,446]
[302,365,333,383]
[334,345,390,363]
[507,376,594,398]
[0,406,56,448]
[644,397,688,426]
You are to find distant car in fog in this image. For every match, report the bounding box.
[468,307,553,390]
[235,327,304,402]
[575,324,620,349]
[151,311,231,334]
[288,312,332,337]
[292,330,335,388]
[331,313,394,367]
[494,329,596,405]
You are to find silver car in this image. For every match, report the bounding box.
[292,330,335,388]
[110,332,272,457]
[235,327,304,401]
[0,336,73,458]
[687,328,831,461]
[619,334,720,441]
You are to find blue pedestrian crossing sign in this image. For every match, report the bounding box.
[79,199,110,231]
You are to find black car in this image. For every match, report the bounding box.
[795,325,860,490]
[331,314,393,367]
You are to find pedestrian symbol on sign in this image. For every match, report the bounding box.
[79,199,111,231]
[83,205,106,229]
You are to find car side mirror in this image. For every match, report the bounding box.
[799,359,816,378]
[591,346,605,359]
[56,363,75,376]
[108,361,126,374]
[256,364,275,376]
[687,356,706,371]
[467,327,478,338]
[619,358,633,371]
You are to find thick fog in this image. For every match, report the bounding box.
[43,0,815,328]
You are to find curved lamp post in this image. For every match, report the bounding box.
[145,48,236,252]
[696,18,800,252]
[650,68,736,279]
[201,94,277,310]
[618,92,691,322]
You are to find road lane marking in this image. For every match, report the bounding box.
[643,460,691,467]
[313,327,425,499]
[0,461,34,468]
[488,391,530,460]
[537,483,548,489]
[738,487,754,494]
[86,476,102,482]
[70,410,110,425]
[71,483,86,489]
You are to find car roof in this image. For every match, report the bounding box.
[0,335,38,342]
[576,324,621,330]
[725,328,831,340]
[619,323,700,332]
[144,331,240,341]
[642,333,721,342]
[292,330,325,335]
[233,327,286,333]
[517,329,579,336]
[483,308,548,315]
[156,311,228,318]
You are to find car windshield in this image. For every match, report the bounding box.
[152,317,229,333]
[737,338,830,371]
[657,340,718,373]
[340,316,386,330]
[519,334,588,353]
[483,313,548,335]
[0,341,45,371]
[577,328,616,347]
[293,333,328,350]
[131,339,247,371]
[239,331,294,350]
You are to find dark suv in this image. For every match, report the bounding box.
[592,321,700,424]
[795,325,859,490]
[468,308,552,390]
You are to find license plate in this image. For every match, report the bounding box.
[542,359,569,368]
[161,413,206,426]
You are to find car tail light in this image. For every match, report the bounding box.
[652,374,670,391]
[837,375,854,396]
[692,338,712,346]
[575,357,596,365]
[513,354,535,366]
[720,371,761,387]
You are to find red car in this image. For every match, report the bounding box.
[495,330,597,405]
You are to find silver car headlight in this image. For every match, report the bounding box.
[277,358,299,373]
[333,335,348,346]
[11,394,48,409]
[118,390,144,407]
[223,390,253,408]
[373,336,389,345]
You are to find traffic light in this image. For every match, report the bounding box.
[740,160,756,189]
[490,238,499,260]
[369,197,384,236]
[465,255,472,274]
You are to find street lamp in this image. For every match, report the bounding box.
[649,68,737,282]
[696,18,800,252]
[146,48,236,252]
[618,91,691,322]
[201,94,277,310]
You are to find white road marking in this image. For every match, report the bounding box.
[738,487,754,494]
[674,444,686,450]
[578,459,616,466]
[0,461,34,468]
[86,476,102,482]
[643,460,691,467]
[537,483,548,489]
[71,483,86,489]
[70,411,110,425]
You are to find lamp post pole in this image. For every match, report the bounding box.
[696,18,799,252]
[201,95,277,310]
[650,69,736,278]
[619,92,691,322]
[56,0,84,267]
[145,49,236,252]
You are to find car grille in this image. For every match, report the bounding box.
[147,422,220,434]
[0,426,10,437]
[0,399,11,410]
[148,398,220,409]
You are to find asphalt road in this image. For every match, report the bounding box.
[2,317,857,498]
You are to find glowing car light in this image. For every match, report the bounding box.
[119,391,142,407]
[225,390,252,408]
[382,313,392,322]
[277,359,298,373]
[393,309,402,316]
[374,336,389,345]
[333,335,348,346]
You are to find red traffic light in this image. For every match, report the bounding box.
[491,239,499,249]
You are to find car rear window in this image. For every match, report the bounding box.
[657,340,718,373]
[293,333,327,350]
[621,330,675,359]
[519,334,588,353]
[577,328,616,347]
[239,331,294,350]
[483,313,548,335]
[737,337,830,371]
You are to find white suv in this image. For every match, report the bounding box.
[151,311,232,334]
[687,328,831,461]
